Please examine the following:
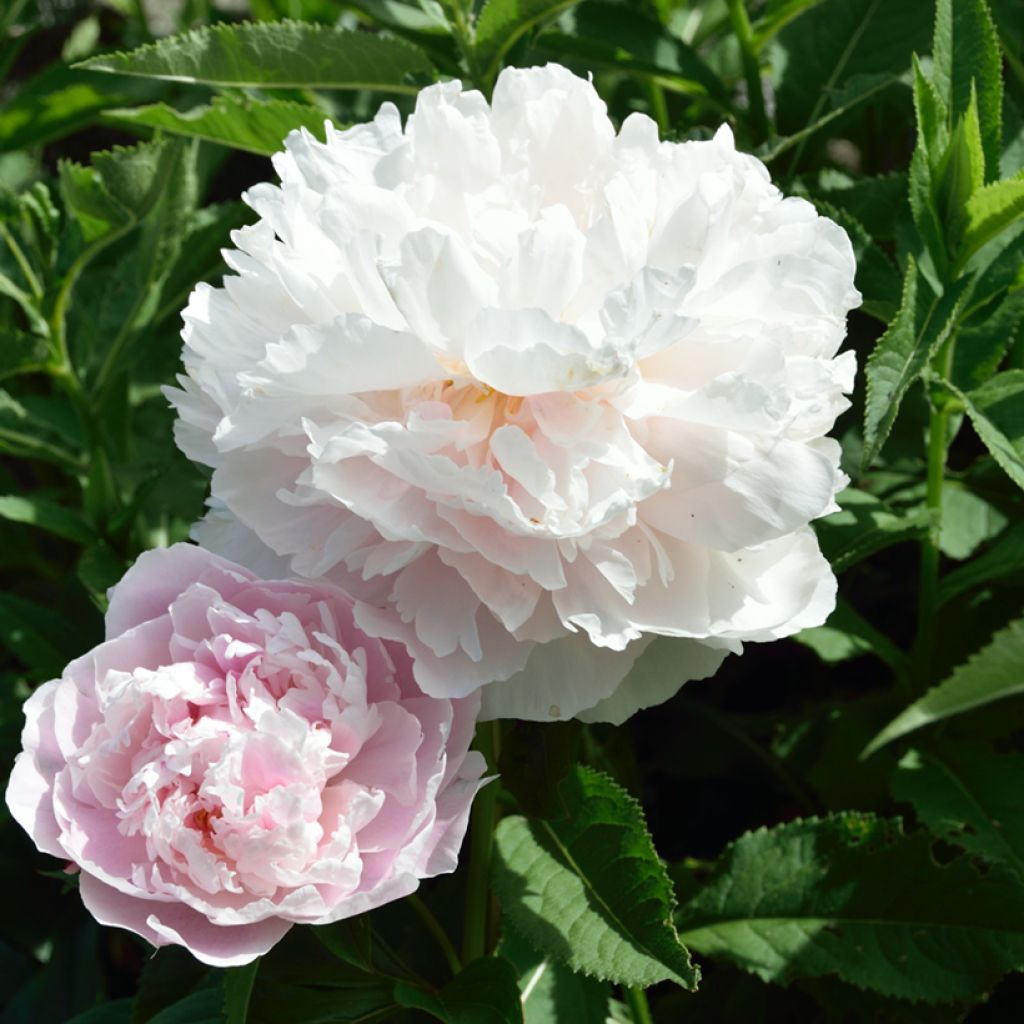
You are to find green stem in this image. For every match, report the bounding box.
[915,402,948,690]
[915,330,958,691]
[0,223,42,299]
[625,986,655,1024]
[726,0,768,142]
[408,893,462,976]
[444,0,487,94]
[461,721,499,963]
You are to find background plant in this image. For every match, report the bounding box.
[1,0,1023,1021]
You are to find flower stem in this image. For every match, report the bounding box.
[915,329,958,693]
[725,0,768,142]
[461,721,499,963]
[408,892,462,976]
[443,0,487,95]
[915,402,948,691]
[625,986,655,1024]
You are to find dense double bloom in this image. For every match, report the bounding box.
[5,545,485,965]
[171,64,858,723]
[171,62,858,722]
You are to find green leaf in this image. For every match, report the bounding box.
[752,0,827,48]
[760,72,906,164]
[861,264,968,468]
[498,928,612,1024]
[148,987,224,1024]
[935,88,986,249]
[938,480,1008,559]
[932,0,1003,179]
[939,521,1024,607]
[224,962,259,1024]
[772,0,932,136]
[59,137,184,243]
[954,286,1024,389]
[395,956,523,1023]
[66,1001,134,1024]
[0,593,75,677]
[492,765,699,989]
[864,615,1024,754]
[474,0,581,84]
[76,20,433,92]
[812,170,909,242]
[815,488,931,572]
[0,273,48,336]
[106,97,330,156]
[0,494,94,544]
[0,327,49,378]
[0,64,155,151]
[132,948,209,1024]
[794,597,910,674]
[958,369,1024,490]
[533,3,727,101]
[812,201,902,321]
[958,175,1024,267]
[909,60,949,273]
[677,812,1024,1002]
[893,745,1024,879]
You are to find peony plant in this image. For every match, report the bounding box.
[3,0,1024,1019]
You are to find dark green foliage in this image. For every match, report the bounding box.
[2,0,1024,1021]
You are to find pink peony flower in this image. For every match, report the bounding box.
[5,544,486,966]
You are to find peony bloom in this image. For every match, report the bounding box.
[4,544,485,966]
[170,64,859,723]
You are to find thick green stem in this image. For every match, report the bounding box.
[461,721,499,963]
[625,986,655,1024]
[726,0,768,142]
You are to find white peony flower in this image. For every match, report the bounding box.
[169,63,859,724]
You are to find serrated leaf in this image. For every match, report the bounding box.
[957,369,1024,490]
[395,956,523,1023]
[935,88,985,249]
[59,137,183,244]
[0,494,94,544]
[498,929,612,1024]
[492,765,699,990]
[533,3,727,101]
[76,21,433,91]
[815,488,931,572]
[862,263,968,468]
[954,287,1024,389]
[939,521,1024,607]
[106,97,330,156]
[677,812,1024,1003]
[813,170,909,242]
[932,0,1003,179]
[474,0,581,84]
[959,175,1024,267]
[894,745,1024,879]
[865,615,1024,754]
